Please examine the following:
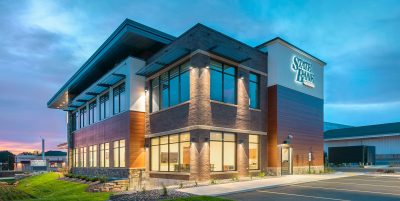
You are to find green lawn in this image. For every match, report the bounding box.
[166,196,232,201]
[0,172,110,201]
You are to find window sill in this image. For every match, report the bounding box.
[149,101,190,115]
[210,171,238,175]
[249,169,261,172]
[149,171,190,175]
[210,100,237,107]
[249,108,261,112]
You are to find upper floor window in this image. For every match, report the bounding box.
[210,60,236,104]
[99,93,110,120]
[88,101,97,125]
[113,83,126,114]
[79,107,87,128]
[249,73,260,109]
[151,62,190,112]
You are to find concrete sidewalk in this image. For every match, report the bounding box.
[177,172,360,196]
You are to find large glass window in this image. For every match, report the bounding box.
[210,132,236,171]
[150,62,190,112]
[249,135,259,170]
[113,83,126,114]
[99,93,110,120]
[89,101,97,125]
[100,143,110,168]
[150,133,190,172]
[249,73,260,109]
[113,140,125,168]
[89,145,97,167]
[210,60,236,104]
[71,112,78,131]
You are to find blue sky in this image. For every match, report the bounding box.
[0,0,399,153]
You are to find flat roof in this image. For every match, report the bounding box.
[324,122,400,140]
[47,19,176,109]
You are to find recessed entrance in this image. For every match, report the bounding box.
[281,145,293,175]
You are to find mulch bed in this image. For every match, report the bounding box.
[110,189,192,201]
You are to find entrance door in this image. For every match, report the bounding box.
[281,146,293,175]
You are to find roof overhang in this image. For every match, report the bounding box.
[324,133,400,141]
[256,37,326,66]
[47,19,176,109]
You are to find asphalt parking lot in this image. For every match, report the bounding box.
[222,175,400,201]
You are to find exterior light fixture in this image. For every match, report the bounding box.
[144,142,150,148]
[204,137,209,142]
[238,139,244,144]
[205,66,210,69]
[189,66,194,70]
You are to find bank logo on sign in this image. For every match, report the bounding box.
[291,56,315,88]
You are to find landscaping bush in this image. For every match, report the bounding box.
[161,183,168,196]
[257,171,266,178]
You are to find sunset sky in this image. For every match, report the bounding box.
[0,0,399,154]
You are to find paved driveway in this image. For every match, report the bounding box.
[222,175,400,201]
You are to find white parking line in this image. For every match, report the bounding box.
[257,190,350,201]
[332,178,400,184]
[316,181,400,188]
[290,184,400,196]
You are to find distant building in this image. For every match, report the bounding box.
[324,122,352,132]
[324,122,400,165]
[0,151,15,170]
[15,151,67,171]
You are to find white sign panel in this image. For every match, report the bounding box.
[31,160,46,167]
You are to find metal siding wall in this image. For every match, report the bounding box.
[325,135,400,154]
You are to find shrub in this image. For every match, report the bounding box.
[210,179,217,185]
[179,182,183,189]
[161,183,168,196]
[257,171,266,178]
[142,184,146,193]
[98,176,108,183]
[384,169,395,174]
[194,180,198,187]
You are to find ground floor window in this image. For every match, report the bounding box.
[80,147,87,167]
[89,145,97,167]
[150,133,190,172]
[113,140,125,167]
[210,132,236,171]
[100,143,110,167]
[249,134,260,170]
[74,148,78,167]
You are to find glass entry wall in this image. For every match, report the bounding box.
[150,133,190,172]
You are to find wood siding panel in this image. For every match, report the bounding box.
[129,111,145,169]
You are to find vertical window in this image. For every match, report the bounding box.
[210,132,236,172]
[75,112,79,130]
[74,148,78,167]
[159,136,168,171]
[210,60,236,104]
[249,73,260,109]
[160,72,169,110]
[80,107,87,128]
[71,112,77,131]
[150,61,190,112]
[169,67,180,106]
[113,140,125,167]
[100,143,109,167]
[80,147,87,167]
[113,83,125,114]
[180,62,190,102]
[151,78,160,112]
[99,93,109,120]
[151,138,159,171]
[249,135,259,170]
[150,133,191,172]
[89,101,97,125]
[89,145,97,167]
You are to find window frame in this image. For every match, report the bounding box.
[209,131,237,172]
[248,134,260,170]
[249,72,260,109]
[113,139,125,168]
[113,82,126,115]
[150,61,190,112]
[150,133,190,172]
[210,60,237,104]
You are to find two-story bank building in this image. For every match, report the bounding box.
[47,19,325,182]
